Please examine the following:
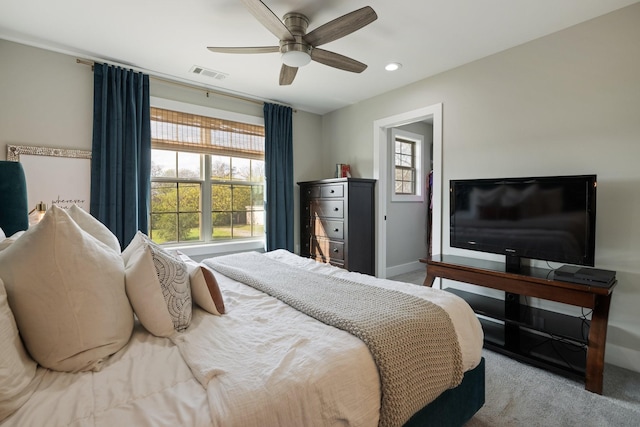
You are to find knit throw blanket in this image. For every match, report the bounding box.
[206,252,463,427]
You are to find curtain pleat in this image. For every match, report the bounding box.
[90,63,151,249]
[263,103,293,251]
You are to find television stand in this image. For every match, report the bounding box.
[419,255,617,394]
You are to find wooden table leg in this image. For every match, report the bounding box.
[423,272,435,287]
[585,294,612,394]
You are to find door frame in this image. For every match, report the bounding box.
[373,103,443,278]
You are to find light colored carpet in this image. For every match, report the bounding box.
[467,349,640,426]
[389,270,640,427]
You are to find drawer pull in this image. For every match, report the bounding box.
[330,189,335,193]
[334,228,339,232]
[333,207,339,211]
[333,248,339,253]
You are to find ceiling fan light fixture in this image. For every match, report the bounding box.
[282,50,312,67]
[385,62,402,71]
[210,2,378,84]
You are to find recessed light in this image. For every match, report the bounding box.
[385,62,402,71]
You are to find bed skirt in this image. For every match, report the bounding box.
[403,357,485,427]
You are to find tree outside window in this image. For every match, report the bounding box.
[149,106,265,245]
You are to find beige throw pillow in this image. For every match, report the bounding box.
[0,278,39,421]
[67,204,121,253]
[0,206,133,372]
[177,255,225,315]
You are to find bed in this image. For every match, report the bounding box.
[0,201,485,426]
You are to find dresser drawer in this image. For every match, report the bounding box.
[311,238,344,262]
[302,186,321,199]
[320,184,344,198]
[312,218,344,240]
[310,200,343,219]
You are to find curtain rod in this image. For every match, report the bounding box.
[76,58,294,110]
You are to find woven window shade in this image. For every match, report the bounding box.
[151,107,265,160]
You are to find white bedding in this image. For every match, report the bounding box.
[2,250,482,427]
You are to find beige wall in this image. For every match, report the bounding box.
[0,41,94,156]
[321,4,640,372]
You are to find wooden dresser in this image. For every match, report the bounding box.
[298,178,376,275]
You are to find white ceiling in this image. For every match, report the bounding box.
[1,0,637,115]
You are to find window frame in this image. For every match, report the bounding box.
[391,128,424,202]
[150,97,266,254]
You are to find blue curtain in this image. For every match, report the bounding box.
[263,103,294,251]
[90,63,151,249]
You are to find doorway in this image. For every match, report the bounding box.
[372,104,443,278]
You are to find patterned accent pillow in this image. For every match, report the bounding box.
[123,238,176,337]
[145,241,192,331]
[123,232,192,333]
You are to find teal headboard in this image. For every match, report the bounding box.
[0,160,29,235]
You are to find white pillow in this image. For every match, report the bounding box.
[173,252,225,315]
[0,205,134,372]
[0,278,39,422]
[122,232,192,334]
[0,231,24,252]
[67,204,121,253]
[123,234,175,337]
[121,229,145,265]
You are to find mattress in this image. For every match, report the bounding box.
[2,250,483,427]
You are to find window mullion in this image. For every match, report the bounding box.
[202,155,212,243]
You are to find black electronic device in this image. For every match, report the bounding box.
[450,174,597,273]
[554,265,616,287]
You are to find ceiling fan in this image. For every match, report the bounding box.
[207,0,378,85]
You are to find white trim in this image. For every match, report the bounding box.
[373,103,443,281]
[390,128,424,203]
[162,239,265,258]
[150,97,264,125]
[386,260,423,278]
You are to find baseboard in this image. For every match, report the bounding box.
[604,342,640,374]
[386,260,423,278]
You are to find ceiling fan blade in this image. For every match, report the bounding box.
[311,48,367,73]
[279,64,298,85]
[304,6,377,47]
[207,46,279,54]
[240,0,294,41]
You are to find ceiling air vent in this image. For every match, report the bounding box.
[190,65,228,80]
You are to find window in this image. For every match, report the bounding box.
[395,137,415,194]
[391,128,424,202]
[149,103,265,246]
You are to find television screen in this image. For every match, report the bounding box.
[450,175,597,270]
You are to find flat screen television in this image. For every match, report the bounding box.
[449,175,597,272]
